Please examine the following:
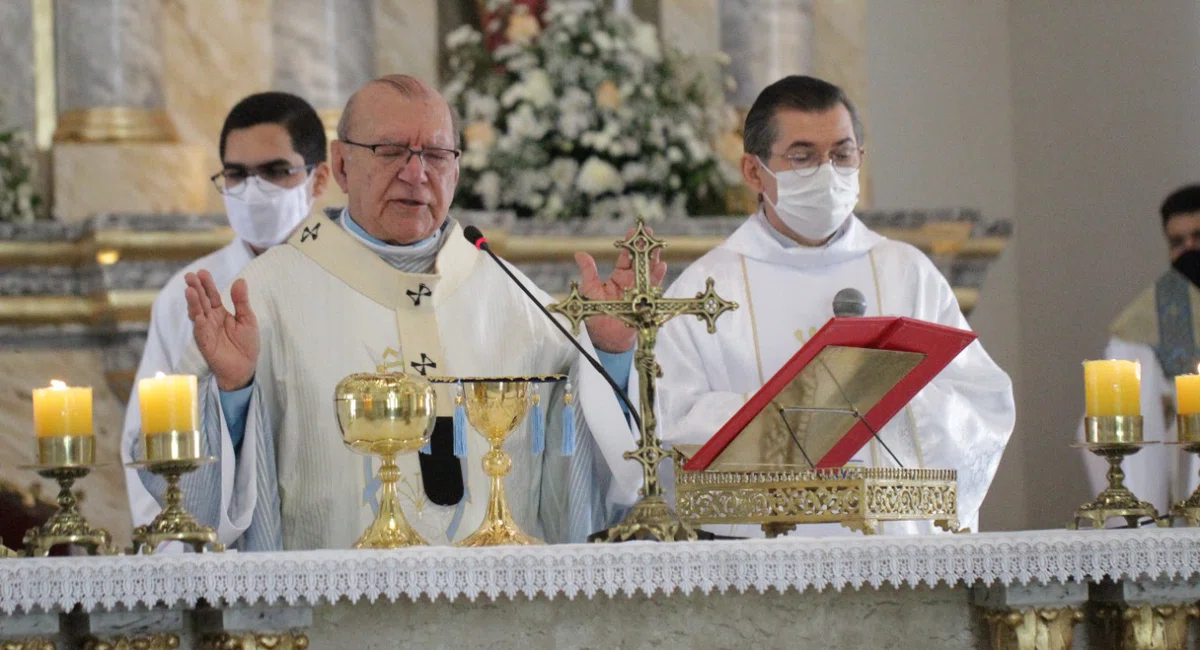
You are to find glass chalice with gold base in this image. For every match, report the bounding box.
[335,371,437,548]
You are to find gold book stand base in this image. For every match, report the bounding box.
[673,457,961,536]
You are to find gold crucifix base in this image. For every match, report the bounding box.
[588,495,700,543]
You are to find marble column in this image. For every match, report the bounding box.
[54,0,175,142]
[719,0,814,110]
[273,0,375,137]
[0,0,36,135]
[377,0,439,86]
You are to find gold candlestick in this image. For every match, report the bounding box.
[128,430,223,553]
[335,371,436,549]
[1069,416,1167,529]
[1168,413,1200,526]
[21,434,115,556]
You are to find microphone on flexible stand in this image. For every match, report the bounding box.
[826,286,903,467]
[462,225,643,436]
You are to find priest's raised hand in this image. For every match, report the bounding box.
[573,229,667,353]
[183,269,258,391]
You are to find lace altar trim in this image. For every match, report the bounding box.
[2,529,1198,614]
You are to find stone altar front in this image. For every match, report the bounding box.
[1,529,1199,649]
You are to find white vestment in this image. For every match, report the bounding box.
[656,212,1015,536]
[122,240,255,528]
[149,212,639,550]
[1077,337,1200,511]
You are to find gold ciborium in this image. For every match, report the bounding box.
[21,434,115,556]
[429,377,555,547]
[128,430,224,553]
[1069,416,1167,529]
[335,371,436,548]
[1168,413,1200,526]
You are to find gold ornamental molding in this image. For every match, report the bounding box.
[0,222,992,325]
[81,635,180,650]
[0,291,155,326]
[317,108,341,146]
[1094,603,1200,650]
[0,228,235,267]
[54,108,178,144]
[0,640,56,650]
[982,607,1084,650]
[0,226,1004,269]
[200,632,309,650]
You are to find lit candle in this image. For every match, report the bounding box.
[138,372,198,434]
[1083,360,1141,417]
[1176,370,1200,416]
[32,380,93,437]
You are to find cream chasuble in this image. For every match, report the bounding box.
[155,211,640,550]
[655,212,1015,536]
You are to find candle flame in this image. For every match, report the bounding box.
[49,379,67,390]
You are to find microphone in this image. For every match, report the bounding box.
[832,287,867,318]
[827,287,904,468]
[462,225,643,435]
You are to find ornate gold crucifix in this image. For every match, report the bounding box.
[550,220,737,542]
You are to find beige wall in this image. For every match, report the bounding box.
[868,0,1200,529]
[866,0,1025,529]
[1010,0,1200,528]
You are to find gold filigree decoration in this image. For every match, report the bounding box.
[82,634,180,650]
[1094,603,1200,650]
[982,607,1084,650]
[675,464,959,535]
[200,632,310,650]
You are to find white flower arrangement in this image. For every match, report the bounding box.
[444,0,740,220]
[0,124,44,223]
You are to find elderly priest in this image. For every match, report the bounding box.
[140,75,662,550]
[656,75,1015,536]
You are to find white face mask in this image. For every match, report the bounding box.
[758,158,860,242]
[223,175,314,249]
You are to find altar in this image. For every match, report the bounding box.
[2,529,1199,649]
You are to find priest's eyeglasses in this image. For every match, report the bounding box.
[776,147,863,177]
[211,163,315,196]
[340,140,462,171]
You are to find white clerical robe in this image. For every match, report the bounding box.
[121,240,255,528]
[656,212,1015,536]
[1077,337,1199,512]
[150,212,639,550]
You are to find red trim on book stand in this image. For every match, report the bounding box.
[682,317,977,471]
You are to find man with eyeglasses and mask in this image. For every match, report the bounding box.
[1079,184,1200,518]
[139,74,654,551]
[655,75,1015,536]
[121,92,330,531]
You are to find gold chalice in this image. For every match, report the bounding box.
[430,376,565,547]
[1168,413,1200,526]
[335,371,436,548]
[21,434,115,556]
[1069,415,1167,529]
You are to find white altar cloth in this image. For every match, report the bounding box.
[2,529,1199,614]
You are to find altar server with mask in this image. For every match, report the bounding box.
[121,92,330,529]
[655,75,1015,535]
[139,75,656,551]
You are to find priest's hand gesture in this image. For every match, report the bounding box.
[574,227,668,353]
[184,270,259,391]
